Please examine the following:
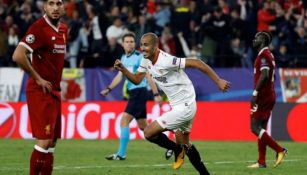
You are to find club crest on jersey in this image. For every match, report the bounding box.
[172,57,177,65]
[51,36,56,40]
[25,34,35,44]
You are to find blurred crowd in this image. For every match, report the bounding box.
[0,0,307,68]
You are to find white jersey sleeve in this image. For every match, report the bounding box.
[137,58,148,73]
[160,51,186,70]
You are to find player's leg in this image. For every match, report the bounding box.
[248,118,267,168]
[117,113,134,158]
[165,136,176,160]
[250,114,285,167]
[136,118,147,131]
[40,97,61,175]
[40,139,57,175]
[106,112,133,160]
[30,139,52,175]
[144,121,178,151]
[176,130,210,174]
[28,92,59,175]
[135,103,148,131]
[117,88,147,158]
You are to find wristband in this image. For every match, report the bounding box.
[153,93,160,97]
[252,90,258,96]
[107,87,112,92]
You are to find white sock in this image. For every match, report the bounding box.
[48,147,55,153]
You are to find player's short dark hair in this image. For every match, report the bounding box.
[259,31,272,46]
[122,32,136,42]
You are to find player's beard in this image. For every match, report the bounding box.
[46,12,61,26]
[48,16,60,26]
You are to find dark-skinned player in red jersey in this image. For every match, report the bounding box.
[12,0,67,174]
[247,31,287,169]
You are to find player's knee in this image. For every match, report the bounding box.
[250,125,259,136]
[139,126,145,131]
[143,127,153,140]
[37,139,52,149]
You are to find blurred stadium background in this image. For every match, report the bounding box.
[0,0,307,174]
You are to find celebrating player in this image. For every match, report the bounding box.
[248,31,287,168]
[101,32,163,160]
[12,0,67,174]
[114,32,230,175]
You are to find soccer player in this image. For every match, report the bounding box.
[101,32,163,160]
[114,32,230,175]
[12,0,67,174]
[248,31,287,168]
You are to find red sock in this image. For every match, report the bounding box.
[261,132,283,153]
[257,139,266,165]
[30,149,46,175]
[41,152,54,175]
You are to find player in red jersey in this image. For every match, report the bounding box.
[12,0,67,174]
[248,31,287,168]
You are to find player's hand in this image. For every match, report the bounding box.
[250,96,258,114]
[100,89,110,96]
[217,79,231,92]
[114,59,124,71]
[154,95,163,106]
[36,78,52,94]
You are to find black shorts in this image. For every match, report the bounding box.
[125,87,148,119]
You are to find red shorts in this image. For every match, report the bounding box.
[26,90,61,139]
[251,100,275,120]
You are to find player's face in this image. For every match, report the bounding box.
[122,36,135,54]
[140,36,156,60]
[44,0,64,21]
[252,33,263,48]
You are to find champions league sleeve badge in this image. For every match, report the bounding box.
[25,34,35,44]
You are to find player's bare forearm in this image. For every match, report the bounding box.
[13,45,41,81]
[114,59,145,85]
[108,72,123,90]
[255,69,269,92]
[186,59,230,92]
[186,59,220,83]
[124,70,146,85]
[13,45,52,93]
[146,73,158,94]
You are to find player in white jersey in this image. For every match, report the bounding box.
[114,33,230,175]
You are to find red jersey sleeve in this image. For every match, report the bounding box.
[19,24,44,53]
[259,51,272,71]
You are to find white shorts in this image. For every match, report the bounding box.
[156,101,197,133]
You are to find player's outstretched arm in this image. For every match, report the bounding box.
[13,45,52,93]
[185,59,230,92]
[100,71,123,96]
[114,59,146,85]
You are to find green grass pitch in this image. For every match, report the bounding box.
[0,140,306,175]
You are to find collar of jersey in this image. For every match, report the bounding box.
[258,47,269,56]
[43,14,59,32]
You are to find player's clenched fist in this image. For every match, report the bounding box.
[100,89,110,96]
[218,79,231,92]
[114,59,124,71]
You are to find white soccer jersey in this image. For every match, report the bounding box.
[138,50,196,106]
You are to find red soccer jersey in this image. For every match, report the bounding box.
[19,15,68,92]
[254,47,276,104]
